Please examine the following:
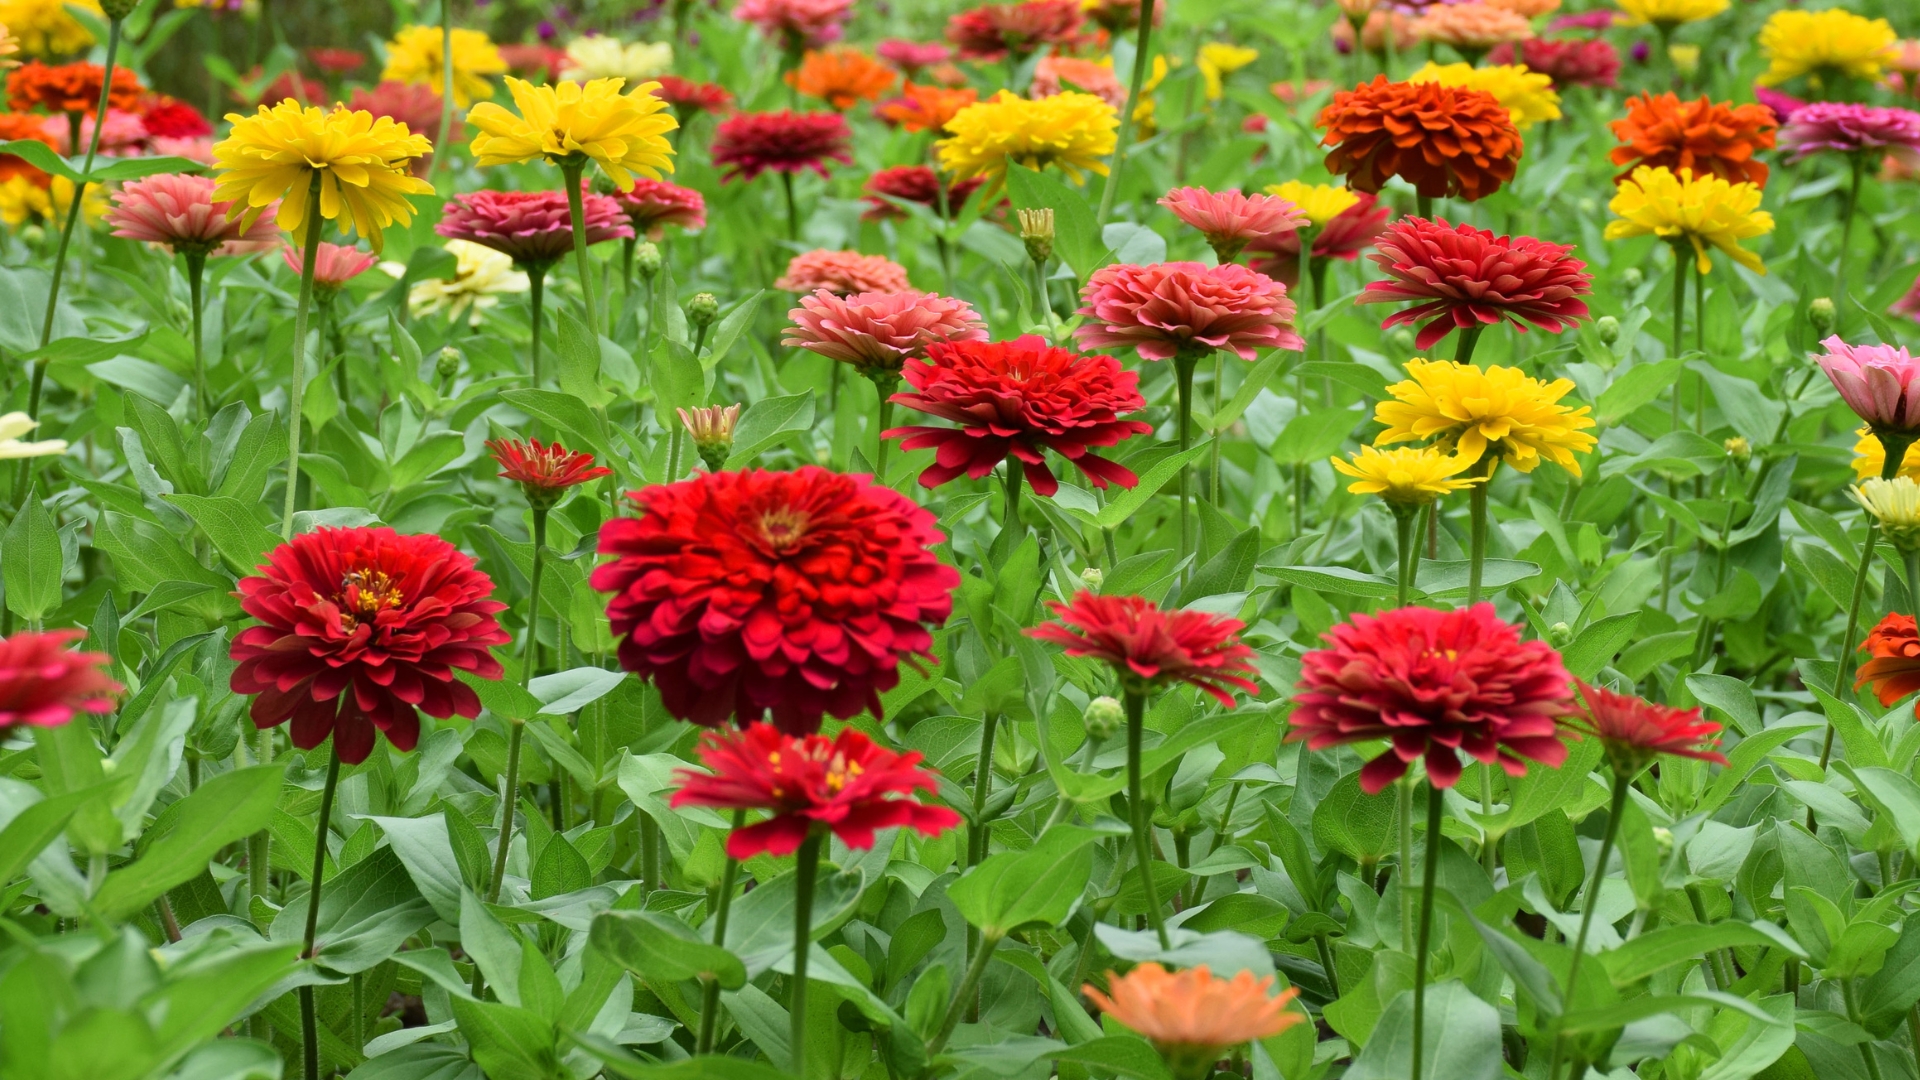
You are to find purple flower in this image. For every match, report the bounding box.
[1779,102,1920,167]
[1631,40,1650,64]
[1817,336,1920,435]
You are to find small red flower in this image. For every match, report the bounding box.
[0,630,120,732]
[1028,592,1260,707]
[945,0,1086,61]
[1290,603,1573,794]
[861,165,984,220]
[711,110,853,184]
[307,47,368,75]
[671,722,962,858]
[1858,614,1920,707]
[1564,680,1726,774]
[1359,216,1593,351]
[487,438,614,508]
[884,335,1154,495]
[653,75,736,117]
[138,96,212,139]
[229,528,510,764]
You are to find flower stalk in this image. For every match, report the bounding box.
[562,161,599,332]
[789,828,824,1076]
[1095,0,1158,223]
[282,172,327,540]
[489,505,546,901]
[1124,691,1172,950]
[696,808,745,1055]
[1409,781,1443,1080]
[300,744,343,1080]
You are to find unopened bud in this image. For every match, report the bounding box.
[678,404,740,471]
[591,175,618,197]
[1809,297,1836,335]
[687,292,719,330]
[1084,695,1123,741]
[1548,622,1574,647]
[1018,207,1055,264]
[436,346,461,379]
[1725,436,1751,463]
[1652,826,1674,855]
[1595,315,1620,345]
[1387,326,1416,354]
[1620,267,1643,291]
[99,0,138,17]
[634,241,662,279]
[1080,566,1104,591]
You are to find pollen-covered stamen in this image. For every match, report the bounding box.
[757,507,811,553]
[336,568,404,628]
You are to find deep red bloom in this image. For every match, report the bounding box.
[1359,217,1592,351]
[229,528,510,764]
[861,165,984,220]
[1028,592,1259,707]
[486,437,614,508]
[592,468,959,734]
[1245,192,1393,287]
[607,176,706,239]
[945,0,1086,61]
[1858,614,1920,707]
[438,187,632,267]
[1290,603,1574,794]
[671,722,962,858]
[1317,76,1522,202]
[710,110,853,184]
[307,48,368,75]
[139,96,212,139]
[0,630,120,732]
[1565,680,1726,773]
[8,61,143,115]
[1488,37,1620,90]
[884,335,1154,496]
[653,75,736,117]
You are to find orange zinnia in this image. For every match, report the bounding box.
[1857,613,1920,707]
[787,47,898,111]
[0,112,55,183]
[6,60,142,116]
[1086,964,1303,1080]
[875,82,978,132]
[1609,92,1778,188]
[1317,76,1522,202]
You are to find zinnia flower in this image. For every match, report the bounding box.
[1376,358,1597,473]
[1779,102,1920,168]
[1317,76,1523,202]
[1858,614,1920,708]
[469,77,678,191]
[605,176,705,239]
[306,47,367,75]
[710,109,851,183]
[680,404,741,469]
[1407,60,1561,131]
[380,24,507,107]
[1607,92,1777,187]
[783,288,986,375]
[884,335,1154,495]
[1897,279,1920,326]
[1197,43,1259,101]
[1030,56,1127,111]
[1075,261,1304,362]
[945,0,1085,62]
[1563,681,1725,775]
[395,239,529,324]
[937,90,1118,195]
[0,111,56,182]
[1817,336,1920,437]
[1263,180,1359,228]
[876,39,950,75]
[1613,0,1725,29]
[44,107,146,156]
[1489,37,1620,90]
[1359,217,1592,351]
[732,0,854,50]
[437,186,632,268]
[1412,2,1533,58]
[106,172,281,257]
[1291,603,1573,792]
[139,96,211,139]
[1604,165,1773,275]
[0,0,99,55]
[229,527,509,765]
[498,43,570,82]
[212,102,435,254]
[775,249,912,294]
[1333,444,1482,506]
[1028,592,1259,706]
[1756,9,1898,89]
[0,630,119,734]
[787,47,896,110]
[347,81,460,166]
[487,437,613,508]
[0,173,101,227]
[1853,478,1920,553]
[671,723,962,858]
[861,165,984,220]
[1158,186,1306,263]
[652,75,735,118]
[591,466,959,732]
[874,82,978,133]
[559,34,673,83]
[243,68,328,108]
[7,60,141,115]
[1246,189,1391,286]
[0,411,63,458]
[1085,964,1302,1080]
[296,242,379,293]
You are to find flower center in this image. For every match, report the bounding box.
[336,568,403,629]
[757,507,811,552]
[823,753,864,793]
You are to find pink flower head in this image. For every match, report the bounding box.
[1780,102,1920,167]
[1159,186,1308,263]
[775,249,912,295]
[1754,84,1807,124]
[1075,261,1305,362]
[877,39,952,74]
[107,172,281,257]
[1031,56,1127,110]
[1359,216,1592,351]
[1895,278,1920,325]
[438,187,633,268]
[1246,192,1393,288]
[1817,336,1920,435]
[148,136,215,164]
[733,0,853,49]
[46,108,147,156]
[783,289,987,374]
[607,177,706,240]
[1545,10,1614,32]
[288,242,379,293]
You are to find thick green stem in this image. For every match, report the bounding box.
[782,171,799,242]
[249,726,274,919]
[1095,0,1158,224]
[1467,457,1491,605]
[300,745,343,1080]
[1453,325,1483,366]
[930,929,1000,1056]
[281,172,326,541]
[869,371,898,483]
[696,809,745,1055]
[488,720,525,904]
[1843,979,1887,1080]
[969,713,999,868]
[1547,772,1629,1080]
[1395,507,1418,607]
[1175,350,1199,572]
[789,829,824,1076]
[487,509,546,901]
[563,163,597,332]
[1398,776,1415,952]
[1670,249,1687,431]
[431,2,454,179]
[1003,460,1023,540]
[187,252,208,421]
[1125,692,1171,949]
[527,264,546,388]
[1410,782,1443,1080]
[1837,152,1865,330]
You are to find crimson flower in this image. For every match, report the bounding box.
[1563,680,1726,774]
[592,467,959,733]
[1028,592,1259,706]
[487,437,614,508]
[1289,603,1574,794]
[884,335,1154,495]
[945,0,1086,61]
[862,165,984,220]
[1075,261,1304,362]
[0,630,120,733]
[711,110,852,184]
[138,96,212,139]
[229,528,510,764]
[1489,37,1620,89]
[653,75,736,117]
[671,723,961,858]
[1359,217,1592,351]
[606,176,706,240]
[307,48,368,75]
[1857,614,1920,707]
[438,187,632,268]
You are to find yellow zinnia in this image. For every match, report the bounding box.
[212,102,434,254]
[1374,359,1598,475]
[1407,61,1561,131]
[1612,0,1725,29]
[1333,445,1483,505]
[0,174,104,227]
[1197,43,1258,101]
[1852,477,1920,553]
[1853,429,1920,483]
[1756,9,1897,88]
[1265,181,1359,227]
[468,77,678,190]
[1604,165,1772,276]
[560,34,674,82]
[937,90,1118,194]
[0,0,100,55]
[382,25,507,108]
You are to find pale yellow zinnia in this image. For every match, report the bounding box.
[1333,445,1482,505]
[938,89,1118,194]
[1374,359,1598,475]
[1756,8,1898,88]
[1197,43,1258,101]
[387,239,528,325]
[1407,60,1560,131]
[1264,181,1359,228]
[1612,0,1725,30]
[468,77,678,190]
[1604,165,1772,276]
[1852,477,1920,553]
[212,102,434,254]
[382,25,507,107]
[560,34,674,82]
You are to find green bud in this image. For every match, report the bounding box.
[436,346,461,380]
[634,241,662,279]
[1018,207,1055,265]
[99,0,139,18]
[1083,696,1124,741]
[1079,566,1103,592]
[1809,297,1836,336]
[591,175,618,197]
[687,292,720,329]
[1620,267,1644,291]
[1548,622,1574,647]
[1725,436,1750,463]
[1595,315,1620,345]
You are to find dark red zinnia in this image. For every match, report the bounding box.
[1358,216,1593,351]
[487,437,615,508]
[229,528,510,764]
[1245,192,1393,288]
[883,335,1154,496]
[1028,592,1260,707]
[710,110,853,184]
[138,96,212,139]
[592,467,959,734]
[671,722,962,858]
[1488,37,1620,90]
[653,75,736,117]
[439,187,633,268]
[1289,603,1574,794]
[1564,680,1726,774]
[944,0,1086,61]
[607,176,706,240]
[1857,614,1920,707]
[861,165,985,220]
[0,630,120,732]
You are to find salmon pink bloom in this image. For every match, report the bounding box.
[486,438,613,508]
[606,176,706,239]
[0,630,120,733]
[1563,680,1726,775]
[776,249,912,294]
[711,110,852,183]
[1159,186,1308,262]
[292,242,380,294]
[877,39,951,75]
[1857,614,1920,707]
[783,289,986,376]
[1029,592,1259,706]
[106,173,280,257]
[1076,261,1304,361]
[1817,336,1920,436]
[1086,964,1303,1080]
[733,0,853,49]
[1359,217,1592,351]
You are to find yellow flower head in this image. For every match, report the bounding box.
[1853,429,1920,484]
[0,174,104,227]
[1756,9,1897,88]
[1333,444,1483,506]
[936,89,1118,194]
[1407,60,1560,130]
[0,24,17,68]
[1612,0,1725,29]
[387,239,529,325]
[212,102,435,254]
[1374,359,1598,475]
[1604,166,1772,276]
[0,0,100,55]
[381,25,507,108]
[468,77,678,190]
[1198,42,1258,101]
[1852,476,1920,553]
[561,34,674,82]
[1264,181,1359,227]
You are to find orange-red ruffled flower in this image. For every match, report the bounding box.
[1609,92,1777,187]
[1029,592,1259,706]
[1859,614,1920,707]
[487,437,614,507]
[1318,76,1522,202]
[1564,679,1726,774]
[8,60,142,115]
[787,47,897,110]
[874,82,978,132]
[0,630,120,735]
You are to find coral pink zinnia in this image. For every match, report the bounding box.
[1159,186,1308,263]
[1075,261,1305,362]
[1816,336,1920,435]
[591,467,959,733]
[783,288,987,375]
[1779,102,1920,168]
[229,527,510,764]
[711,110,853,184]
[1358,217,1592,351]
[292,242,380,294]
[1245,191,1393,288]
[1563,680,1726,775]
[776,249,913,295]
[1028,592,1260,706]
[607,176,706,240]
[733,0,854,50]
[437,187,632,268]
[1289,603,1574,793]
[106,173,281,257]
[884,335,1154,495]
[0,630,120,734]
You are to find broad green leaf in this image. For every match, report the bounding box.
[92,765,284,921]
[3,489,62,621]
[1346,982,1503,1080]
[591,909,746,989]
[948,826,1098,936]
[724,392,815,469]
[1092,440,1214,529]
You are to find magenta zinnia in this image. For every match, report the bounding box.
[437,186,633,268]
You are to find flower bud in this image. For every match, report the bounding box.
[1652,826,1674,855]
[679,404,741,472]
[1595,315,1620,345]
[687,292,720,330]
[1084,695,1124,741]
[591,175,619,197]
[99,0,139,17]
[1809,296,1836,336]
[436,346,461,380]
[1548,622,1574,647]
[1724,436,1751,463]
[634,241,662,279]
[1018,207,1055,265]
[1080,566,1104,591]
[1620,267,1643,291]
[1387,326,1416,354]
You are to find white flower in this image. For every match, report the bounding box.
[385,240,529,326]
[560,34,673,82]
[0,412,67,459]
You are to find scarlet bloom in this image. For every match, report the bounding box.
[107,173,281,257]
[861,165,985,220]
[1075,261,1305,362]
[437,187,633,268]
[1085,964,1302,1080]
[711,109,853,183]
[1359,217,1592,351]
[0,630,120,733]
[1245,191,1393,287]
[487,437,614,508]
[8,61,142,115]
[884,335,1154,495]
[1608,92,1778,187]
[229,528,510,764]
[1489,37,1620,90]
[874,82,978,133]
[1858,614,1920,707]
[606,176,706,240]
[0,112,56,183]
[307,47,368,75]
[671,723,962,858]
[1318,76,1523,202]
[592,467,960,733]
[652,75,735,117]
[138,96,212,139]
[293,242,380,294]
[783,288,987,375]
[1159,186,1307,263]
[787,47,897,111]
[1564,680,1726,774]
[776,248,913,294]
[1028,592,1259,706]
[1290,603,1574,794]
[945,0,1085,61]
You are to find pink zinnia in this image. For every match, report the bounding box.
[608,177,706,240]
[733,0,853,49]
[1159,186,1307,263]
[287,242,379,293]
[1359,216,1593,351]
[1075,261,1305,362]
[107,173,280,257]
[1816,335,1920,435]
[1780,102,1920,167]
[775,249,913,294]
[148,136,215,164]
[1488,37,1619,89]
[877,39,951,74]
[1754,85,1807,124]
[46,108,147,156]
[1245,192,1393,288]
[436,187,632,268]
[1895,278,1920,325]
[783,289,987,374]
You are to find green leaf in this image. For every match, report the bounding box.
[1271,408,1361,465]
[270,847,436,975]
[165,494,279,575]
[1181,526,1259,602]
[701,290,764,371]
[3,489,61,622]
[1596,360,1684,426]
[531,832,591,899]
[557,310,612,408]
[1093,440,1214,529]
[499,389,616,468]
[1602,922,1806,985]
[724,393,815,469]
[651,339,706,415]
[591,909,747,989]
[448,997,559,1080]
[0,783,105,885]
[1687,674,1760,736]
[1003,162,1104,280]
[1312,772,1398,864]
[1263,564,1398,599]
[1562,613,1641,680]
[948,826,1098,937]
[92,765,284,921]
[1347,982,1503,1080]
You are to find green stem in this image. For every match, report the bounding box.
[487,509,546,902]
[1398,776,1415,952]
[249,727,273,923]
[300,745,343,1080]
[869,371,897,484]
[527,264,546,388]
[1453,325,1483,366]
[1410,782,1443,1080]
[789,829,824,1076]
[930,929,1000,1056]
[1670,248,1687,432]
[1003,460,1023,540]
[432,2,454,179]
[696,809,745,1055]
[782,171,799,242]
[1095,0,1158,223]
[1547,772,1629,1080]
[186,251,208,421]
[281,171,326,541]
[1837,152,1865,330]
[1416,194,1432,220]
[1395,507,1417,607]
[563,162,597,332]
[1843,979,1887,1080]
[969,713,999,868]
[1125,691,1171,949]
[1175,350,1199,573]
[1208,352,1223,504]
[1467,456,1491,605]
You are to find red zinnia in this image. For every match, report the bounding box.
[945,0,1086,62]
[592,467,959,733]
[438,187,633,268]
[0,630,120,733]
[1358,216,1592,351]
[671,722,962,858]
[861,165,985,220]
[138,96,211,139]
[1290,603,1574,794]
[0,112,56,183]
[1857,614,1920,707]
[607,176,706,239]
[1317,76,1522,202]
[884,335,1154,495]
[487,437,614,508]
[229,528,510,764]
[1245,191,1393,288]
[710,110,853,184]
[653,75,735,117]
[307,47,367,75]
[1028,592,1259,706]
[8,61,143,115]
[1563,680,1726,775]
[1488,37,1620,90]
